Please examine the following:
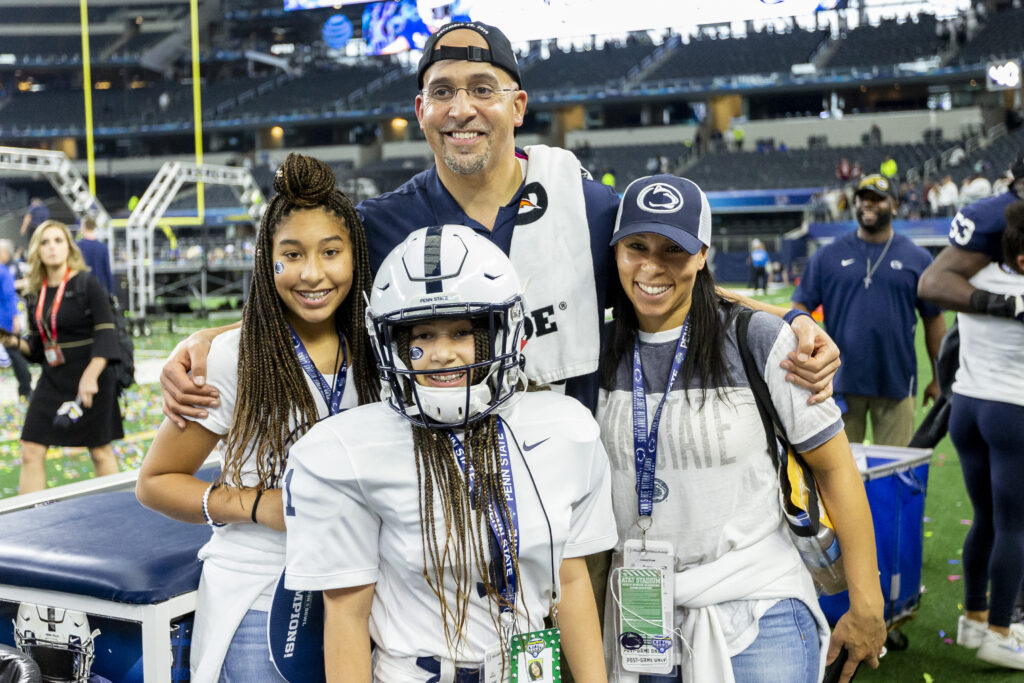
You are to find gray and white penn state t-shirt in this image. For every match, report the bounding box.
[596,307,844,571]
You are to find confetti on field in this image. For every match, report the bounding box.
[923,673,934,683]
[959,519,972,525]
[943,638,953,645]
[925,531,934,538]
[939,630,946,638]
[948,574,962,582]
[924,517,930,523]
[948,559,960,565]
[0,383,164,499]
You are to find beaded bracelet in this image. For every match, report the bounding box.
[783,308,812,326]
[202,482,226,528]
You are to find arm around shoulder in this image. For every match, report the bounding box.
[917,245,990,312]
[160,320,240,427]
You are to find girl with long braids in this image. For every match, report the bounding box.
[283,225,617,682]
[136,153,378,682]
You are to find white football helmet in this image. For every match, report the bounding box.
[14,602,100,683]
[366,225,527,428]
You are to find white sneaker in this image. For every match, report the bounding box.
[977,628,1024,670]
[958,615,987,649]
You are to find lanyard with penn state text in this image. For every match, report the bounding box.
[632,318,690,525]
[288,324,348,415]
[446,419,520,614]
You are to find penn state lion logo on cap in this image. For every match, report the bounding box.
[636,182,684,214]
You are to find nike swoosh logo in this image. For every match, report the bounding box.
[841,258,855,267]
[377,282,390,291]
[523,438,549,451]
[483,273,502,280]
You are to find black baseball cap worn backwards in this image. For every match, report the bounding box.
[417,21,521,90]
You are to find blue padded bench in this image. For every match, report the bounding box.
[0,484,214,681]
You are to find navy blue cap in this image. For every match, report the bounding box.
[611,175,711,255]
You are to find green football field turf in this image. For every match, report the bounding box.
[0,290,1011,681]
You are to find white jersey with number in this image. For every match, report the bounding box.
[283,391,617,678]
[954,262,1024,406]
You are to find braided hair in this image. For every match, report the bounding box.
[412,415,524,658]
[396,318,524,657]
[223,153,379,490]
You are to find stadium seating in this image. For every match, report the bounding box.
[643,28,828,83]
[955,7,1024,65]
[825,14,944,69]
[684,142,948,192]
[519,40,657,92]
[231,64,391,119]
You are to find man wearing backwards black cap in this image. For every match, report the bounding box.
[793,174,946,447]
[159,22,842,425]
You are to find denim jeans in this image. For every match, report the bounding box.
[219,609,288,682]
[639,598,819,683]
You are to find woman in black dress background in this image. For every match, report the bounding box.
[1,220,123,494]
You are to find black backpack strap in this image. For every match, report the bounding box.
[735,308,821,537]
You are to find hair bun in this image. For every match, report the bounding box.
[273,153,336,207]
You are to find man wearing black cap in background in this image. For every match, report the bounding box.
[793,174,946,447]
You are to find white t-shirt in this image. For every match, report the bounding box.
[187,327,357,682]
[283,391,617,678]
[954,262,1024,406]
[194,327,357,579]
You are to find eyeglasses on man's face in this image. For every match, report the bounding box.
[421,84,519,103]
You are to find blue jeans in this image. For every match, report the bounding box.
[219,609,287,682]
[640,598,819,683]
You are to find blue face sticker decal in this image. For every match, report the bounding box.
[409,346,424,360]
[274,261,285,275]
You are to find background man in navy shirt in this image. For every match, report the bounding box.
[76,218,114,294]
[793,174,946,446]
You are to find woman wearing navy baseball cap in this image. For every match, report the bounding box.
[596,174,886,683]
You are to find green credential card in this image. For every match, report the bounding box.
[510,628,561,683]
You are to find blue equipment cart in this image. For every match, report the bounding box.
[819,444,932,642]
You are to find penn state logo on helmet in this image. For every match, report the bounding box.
[636,182,684,214]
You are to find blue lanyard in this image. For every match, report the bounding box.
[289,325,348,416]
[632,318,690,519]
[446,419,520,612]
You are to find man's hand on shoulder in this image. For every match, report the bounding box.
[161,328,224,428]
[781,314,840,404]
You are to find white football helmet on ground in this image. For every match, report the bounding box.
[366,225,527,428]
[14,602,100,683]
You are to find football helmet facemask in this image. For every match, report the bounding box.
[14,602,100,683]
[366,225,526,428]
